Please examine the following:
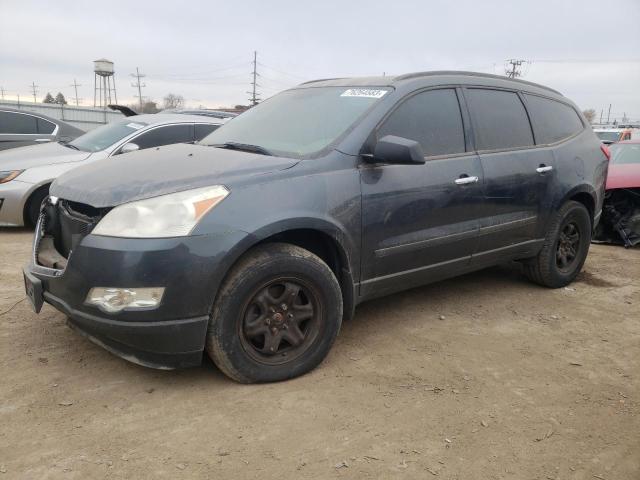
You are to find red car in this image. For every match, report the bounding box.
[594,140,640,246]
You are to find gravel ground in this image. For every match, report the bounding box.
[1,228,638,479]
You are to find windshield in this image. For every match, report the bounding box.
[610,143,640,165]
[69,119,149,152]
[595,131,621,143]
[199,86,391,157]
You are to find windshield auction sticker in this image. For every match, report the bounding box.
[126,122,145,130]
[341,88,388,98]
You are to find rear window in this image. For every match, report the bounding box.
[0,111,38,134]
[524,94,584,144]
[465,88,534,151]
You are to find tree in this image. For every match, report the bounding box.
[163,93,185,110]
[583,109,596,124]
[55,92,67,105]
[42,92,55,103]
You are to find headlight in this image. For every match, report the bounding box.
[0,170,24,184]
[92,185,229,238]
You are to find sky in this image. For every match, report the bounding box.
[1,0,639,121]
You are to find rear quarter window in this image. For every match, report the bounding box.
[523,94,584,144]
[37,118,56,134]
[465,88,534,151]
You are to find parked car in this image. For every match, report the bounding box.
[593,127,624,144]
[0,107,84,151]
[0,113,226,226]
[163,108,238,120]
[593,140,640,246]
[24,71,608,383]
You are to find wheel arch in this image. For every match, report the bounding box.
[22,181,52,226]
[218,218,358,323]
[556,184,597,224]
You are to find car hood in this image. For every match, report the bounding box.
[0,142,91,170]
[51,143,299,207]
[606,163,640,189]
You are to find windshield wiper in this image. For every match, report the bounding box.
[212,142,273,156]
[60,141,80,150]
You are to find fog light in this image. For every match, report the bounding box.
[85,287,165,313]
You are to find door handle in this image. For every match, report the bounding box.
[35,138,52,142]
[454,175,479,185]
[536,165,553,173]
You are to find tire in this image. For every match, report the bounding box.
[25,185,49,228]
[206,242,343,383]
[523,201,592,288]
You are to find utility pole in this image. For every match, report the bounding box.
[0,86,5,101]
[599,109,603,124]
[505,59,527,78]
[607,103,612,124]
[247,51,261,106]
[29,81,39,103]
[70,79,82,106]
[130,67,146,111]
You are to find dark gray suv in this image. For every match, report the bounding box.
[24,71,608,383]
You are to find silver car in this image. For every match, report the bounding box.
[0,113,227,226]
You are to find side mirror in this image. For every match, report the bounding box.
[119,142,140,154]
[371,135,425,165]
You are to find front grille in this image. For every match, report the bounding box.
[34,198,108,269]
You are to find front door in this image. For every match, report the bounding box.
[360,88,484,299]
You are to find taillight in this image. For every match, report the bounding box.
[600,144,611,161]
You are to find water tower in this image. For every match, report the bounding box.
[93,58,118,108]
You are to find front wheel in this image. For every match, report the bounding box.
[523,201,592,288]
[206,243,343,383]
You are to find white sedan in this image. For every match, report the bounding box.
[0,113,227,226]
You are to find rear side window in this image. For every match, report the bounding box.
[465,89,534,151]
[195,123,219,141]
[37,118,56,134]
[132,124,193,150]
[378,89,466,157]
[0,111,38,134]
[523,94,584,144]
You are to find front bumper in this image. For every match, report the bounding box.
[0,180,32,226]
[26,229,250,369]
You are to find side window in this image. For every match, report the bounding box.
[377,89,466,157]
[465,88,534,151]
[37,118,56,134]
[524,94,584,144]
[0,111,38,134]
[195,123,219,141]
[131,124,193,150]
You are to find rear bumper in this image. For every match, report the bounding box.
[26,229,250,369]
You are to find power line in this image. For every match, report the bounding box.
[130,67,146,111]
[29,81,39,103]
[505,59,529,78]
[70,79,82,106]
[247,51,261,106]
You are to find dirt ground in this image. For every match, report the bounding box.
[0,229,638,480]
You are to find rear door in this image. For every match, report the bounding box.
[0,111,53,150]
[360,87,484,298]
[463,88,555,264]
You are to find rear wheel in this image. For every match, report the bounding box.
[523,201,591,288]
[206,243,343,383]
[25,185,50,228]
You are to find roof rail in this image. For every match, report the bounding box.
[394,71,563,95]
